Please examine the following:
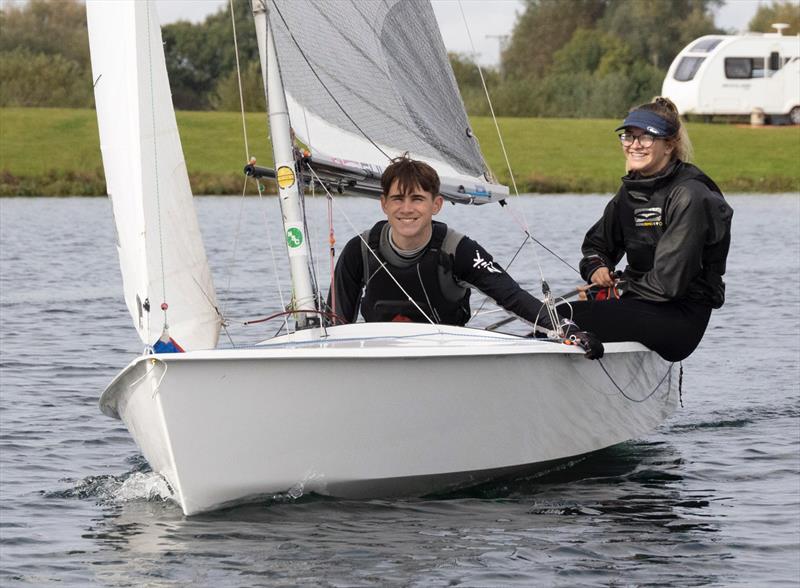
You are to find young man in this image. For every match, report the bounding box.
[328,155,603,359]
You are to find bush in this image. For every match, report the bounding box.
[210,60,266,112]
[0,49,93,108]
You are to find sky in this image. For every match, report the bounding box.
[153,0,797,66]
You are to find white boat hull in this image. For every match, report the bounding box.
[101,323,677,515]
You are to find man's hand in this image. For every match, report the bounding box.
[562,322,604,359]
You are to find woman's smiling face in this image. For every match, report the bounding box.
[621,128,674,176]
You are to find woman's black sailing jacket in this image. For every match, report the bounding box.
[579,160,733,308]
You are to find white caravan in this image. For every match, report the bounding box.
[662,26,800,123]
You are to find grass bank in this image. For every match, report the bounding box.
[1,107,798,196]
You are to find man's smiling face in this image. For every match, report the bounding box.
[380,179,444,250]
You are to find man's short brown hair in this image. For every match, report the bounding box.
[380,154,440,198]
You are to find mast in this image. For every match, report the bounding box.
[252,0,318,329]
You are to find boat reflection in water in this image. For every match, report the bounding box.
[74,440,721,586]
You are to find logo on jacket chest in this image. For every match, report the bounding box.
[634,207,663,227]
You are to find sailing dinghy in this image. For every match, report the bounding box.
[88,0,678,516]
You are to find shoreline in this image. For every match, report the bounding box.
[1,172,797,197]
[2,107,799,196]
[2,188,798,199]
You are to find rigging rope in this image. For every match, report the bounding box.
[226,2,291,335]
[229,0,251,161]
[470,234,528,320]
[145,2,168,342]
[303,174,334,317]
[327,186,336,318]
[214,179,251,348]
[221,183,248,311]
[456,2,522,207]
[256,177,290,334]
[456,1,562,335]
[299,168,324,316]
[597,359,674,403]
[217,2,271,340]
[306,176,323,310]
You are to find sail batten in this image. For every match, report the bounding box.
[87,0,220,351]
[267,0,507,200]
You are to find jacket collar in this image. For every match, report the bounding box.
[621,159,682,200]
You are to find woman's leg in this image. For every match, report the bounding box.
[560,298,711,362]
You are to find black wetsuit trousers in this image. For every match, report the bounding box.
[559,298,712,362]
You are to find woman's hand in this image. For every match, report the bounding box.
[590,267,615,287]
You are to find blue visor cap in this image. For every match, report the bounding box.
[614,110,678,137]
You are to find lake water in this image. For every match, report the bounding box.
[1,194,798,587]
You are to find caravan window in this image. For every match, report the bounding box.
[674,56,705,81]
[769,52,781,72]
[725,57,765,79]
[689,38,722,53]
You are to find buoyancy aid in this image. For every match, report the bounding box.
[360,221,471,324]
[618,160,732,308]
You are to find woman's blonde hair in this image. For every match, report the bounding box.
[631,96,693,162]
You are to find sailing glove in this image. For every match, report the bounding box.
[562,323,604,360]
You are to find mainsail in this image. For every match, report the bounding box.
[87,0,220,351]
[263,0,508,202]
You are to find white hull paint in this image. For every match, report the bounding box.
[101,323,677,515]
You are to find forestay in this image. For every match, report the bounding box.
[266,0,508,202]
[87,0,220,351]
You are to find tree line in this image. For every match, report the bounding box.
[458,0,799,117]
[1,0,798,118]
[0,0,264,111]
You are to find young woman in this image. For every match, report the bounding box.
[564,97,733,362]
